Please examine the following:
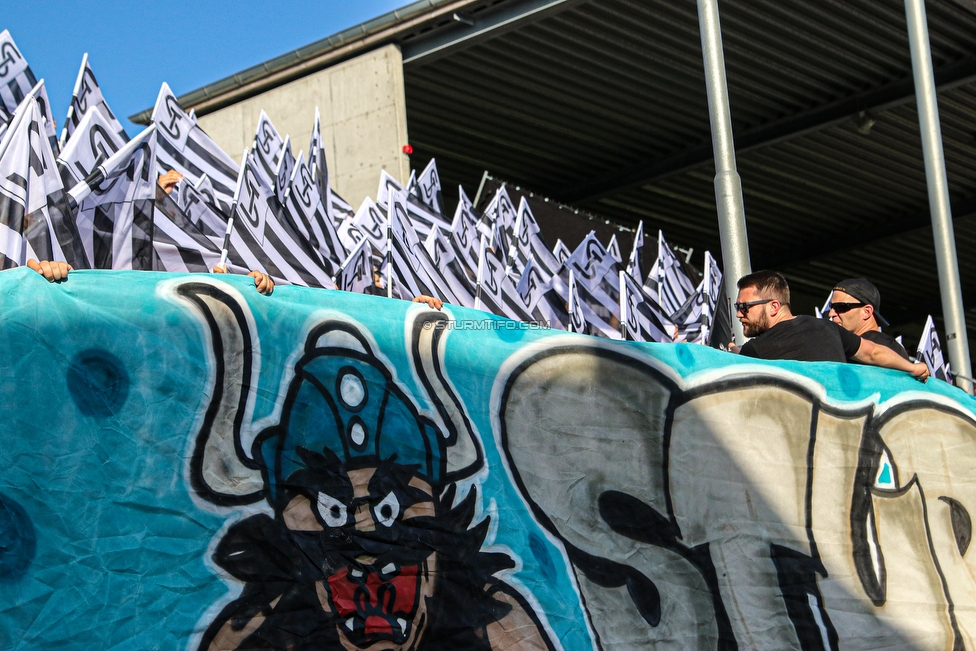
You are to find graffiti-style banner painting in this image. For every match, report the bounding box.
[1,268,975,650]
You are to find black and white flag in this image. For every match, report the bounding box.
[645,230,695,318]
[376,169,404,211]
[151,83,239,210]
[627,220,644,283]
[386,189,459,304]
[152,185,223,273]
[67,125,157,270]
[251,110,284,190]
[567,270,587,334]
[552,238,571,265]
[449,186,481,282]
[223,153,335,288]
[0,96,85,268]
[339,196,386,261]
[607,234,622,263]
[274,136,295,203]
[814,293,832,319]
[282,152,345,269]
[57,104,125,191]
[425,224,474,308]
[308,107,330,221]
[619,269,673,343]
[176,176,227,239]
[0,34,57,143]
[473,233,530,321]
[59,54,127,148]
[334,236,373,294]
[917,315,952,383]
[480,185,517,237]
[412,158,443,215]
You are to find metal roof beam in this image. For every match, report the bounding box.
[759,193,976,269]
[559,54,976,203]
[401,0,588,66]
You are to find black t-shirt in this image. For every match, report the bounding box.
[862,329,910,361]
[739,316,862,363]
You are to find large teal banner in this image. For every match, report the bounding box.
[2,269,975,650]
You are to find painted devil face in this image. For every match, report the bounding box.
[280,451,439,650]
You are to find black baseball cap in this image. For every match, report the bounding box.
[833,278,889,326]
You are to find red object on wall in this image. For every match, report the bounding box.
[402,144,414,155]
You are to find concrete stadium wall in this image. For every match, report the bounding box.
[196,44,410,209]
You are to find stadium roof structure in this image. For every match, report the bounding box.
[133,0,976,347]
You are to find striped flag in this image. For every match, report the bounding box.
[425,224,475,308]
[152,186,223,273]
[449,186,481,283]
[339,196,386,261]
[57,104,125,191]
[607,234,622,263]
[413,158,443,215]
[814,293,832,319]
[510,197,560,281]
[0,34,56,143]
[282,152,345,268]
[0,96,86,269]
[627,220,644,282]
[176,177,227,238]
[59,54,127,149]
[274,136,294,203]
[386,190,459,303]
[673,251,723,344]
[480,185,517,236]
[308,107,330,220]
[223,153,335,288]
[645,230,695,317]
[552,238,570,265]
[151,83,239,212]
[333,236,373,294]
[376,169,404,211]
[619,270,673,343]
[917,316,952,383]
[67,125,157,270]
[251,110,284,190]
[473,234,531,321]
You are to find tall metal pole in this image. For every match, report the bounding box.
[697,0,751,344]
[905,0,973,393]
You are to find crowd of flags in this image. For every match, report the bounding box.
[0,29,729,346]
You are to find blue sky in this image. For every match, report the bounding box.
[3,0,408,133]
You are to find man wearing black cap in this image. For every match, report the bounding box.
[829,278,910,360]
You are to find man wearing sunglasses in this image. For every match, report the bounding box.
[729,270,928,381]
[829,278,909,360]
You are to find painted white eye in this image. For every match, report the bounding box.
[317,492,348,528]
[339,372,366,409]
[374,492,400,528]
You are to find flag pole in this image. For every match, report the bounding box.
[218,149,248,271]
[904,0,973,394]
[697,0,751,345]
[474,234,487,311]
[619,269,628,340]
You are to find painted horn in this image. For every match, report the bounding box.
[409,309,483,482]
[176,281,264,505]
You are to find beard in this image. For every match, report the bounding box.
[742,309,769,338]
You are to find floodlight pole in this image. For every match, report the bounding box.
[697,0,751,344]
[905,0,973,393]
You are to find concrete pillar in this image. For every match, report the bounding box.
[196,44,411,209]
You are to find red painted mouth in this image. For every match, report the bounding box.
[326,562,422,646]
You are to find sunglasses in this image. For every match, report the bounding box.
[734,298,774,314]
[829,302,866,314]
